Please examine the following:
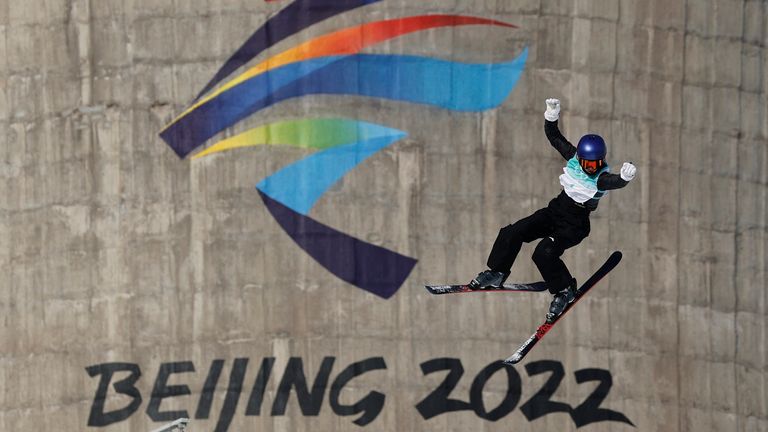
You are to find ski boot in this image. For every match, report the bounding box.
[546,279,577,323]
[468,270,508,290]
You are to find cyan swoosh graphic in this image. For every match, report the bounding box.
[257,133,405,215]
[195,0,381,100]
[161,49,529,158]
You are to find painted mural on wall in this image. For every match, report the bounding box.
[158,0,527,298]
[78,2,637,431]
[86,357,633,431]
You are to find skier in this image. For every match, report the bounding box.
[469,98,636,322]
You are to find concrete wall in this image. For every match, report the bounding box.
[1,0,766,431]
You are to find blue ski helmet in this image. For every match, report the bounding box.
[576,134,607,175]
[577,134,607,160]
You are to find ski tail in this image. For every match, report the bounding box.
[505,333,538,365]
[503,251,623,365]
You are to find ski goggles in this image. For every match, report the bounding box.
[579,158,604,174]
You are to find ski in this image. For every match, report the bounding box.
[503,251,623,365]
[425,281,548,295]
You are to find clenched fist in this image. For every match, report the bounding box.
[620,162,637,181]
[544,98,561,122]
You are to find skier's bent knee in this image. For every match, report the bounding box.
[532,239,559,263]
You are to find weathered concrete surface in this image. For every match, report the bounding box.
[0,0,766,431]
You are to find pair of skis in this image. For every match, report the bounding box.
[424,251,622,365]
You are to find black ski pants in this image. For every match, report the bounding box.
[486,194,591,294]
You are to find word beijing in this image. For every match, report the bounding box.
[86,357,633,431]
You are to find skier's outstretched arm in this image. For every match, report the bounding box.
[597,162,636,190]
[543,98,576,160]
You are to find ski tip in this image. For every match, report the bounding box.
[502,355,522,366]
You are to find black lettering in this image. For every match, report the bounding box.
[245,357,275,416]
[146,362,195,422]
[271,357,335,416]
[214,358,249,432]
[415,358,472,420]
[85,363,142,427]
[329,357,387,426]
[570,368,634,428]
[519,360,571,422]
[469,361,521,421]
[195,359,224,419]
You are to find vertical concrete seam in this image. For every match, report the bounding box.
[761,0,767,421]
[73,0,92,107]
[1,0,7,161]
[676,1,689,430]
[733,0,748,428]
[755,0,768,422]
[71,0,99,313]
[607,0,621,399]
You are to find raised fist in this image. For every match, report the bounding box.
[544,98,560,122]
[620,162,637,181]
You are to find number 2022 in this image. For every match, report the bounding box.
[415,358,635,428]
